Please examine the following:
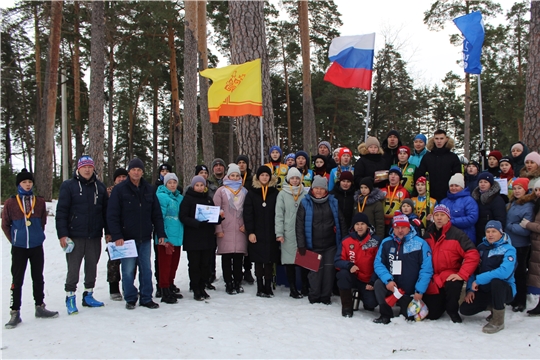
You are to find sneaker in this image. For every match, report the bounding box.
[373,315,391,324]
[125,302,136,310]
[235,282,244,294]
[66,295,78,315]
[5,310,21,329]
[140,300,159,309]
[35,304,59,318]
[512,305,525,312]
[110,293,123,301]
[82,291,104,307]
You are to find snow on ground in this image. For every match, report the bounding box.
[1,201,539,359]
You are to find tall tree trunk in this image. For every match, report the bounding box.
[107,45,115,182]
[523,1,540,150]
[168,22,182,176]
[299,0,317,156]
[88,0,106,180]
[183,0,198,190]
[281,33,292,151]
[73,1,83,160]
[229,0,276,168]
[198,0,215,168]
[152,83,158,183]
[464,73,471,159]
[33,3,42,173]
[35,0,62,200]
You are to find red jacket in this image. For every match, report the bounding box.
[424,221,480,294]
[334,232,379,283]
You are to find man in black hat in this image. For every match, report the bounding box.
[211,158,226,187]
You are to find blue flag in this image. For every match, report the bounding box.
[453,11,485,74]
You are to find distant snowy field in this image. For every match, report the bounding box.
[1,201,539,359]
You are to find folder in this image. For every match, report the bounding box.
[295,249,322,272]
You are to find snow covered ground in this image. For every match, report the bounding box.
[1,201,539,359]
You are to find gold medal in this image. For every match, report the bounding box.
[26,220,31,226]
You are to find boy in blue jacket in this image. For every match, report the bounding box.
[460,220,516,334]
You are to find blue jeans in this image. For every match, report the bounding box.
[121,240,153,304]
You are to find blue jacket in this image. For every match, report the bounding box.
[155,185,184,246]
[468,234,516,297]
[107,177,165,243]
[56,172,108,239]
[409,147,428,168]
[2,195,47,249]
[374,228,433,295]
[441,188,479,243]
[296,194,343,250]
[505,193,535,248]
[328,165,354,192]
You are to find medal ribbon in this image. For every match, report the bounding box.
[261,185,268,203]
[16,195,36,222]
[225,186,242,196]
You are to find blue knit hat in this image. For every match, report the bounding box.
[414,134,427,144]
[284,153,296,161]
[485,220,503,235]
[295,150,310,165]
[388,165,402,179]
[478,172,494,186]
[269,146,282,158]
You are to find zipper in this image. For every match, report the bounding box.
[13,228,17,245]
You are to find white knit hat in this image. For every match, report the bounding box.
[227,163,241,176]
[448,173,465,188]
[286,167,302,181]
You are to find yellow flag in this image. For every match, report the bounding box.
[200,58,263,123]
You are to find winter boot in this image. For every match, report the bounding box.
[110,293,123,301]
[205,282,216,290]
[373,315,391,324]
[264,278,274,297]
[160,288,178,304]
[82,291,104,307]
[109,282,122,301]
[286,266,303,299]
[301,283,309,297]
[66,295,78,315]
[255,277,268,297]
[5,310,21,329]
[193,289,204,301]
[340,290,354,318]
[482,308,505,334]
[155,288,162,298]
[169,285,184,299]
[35,304,59,318]
[201,288,211,299]
[225,282,236,295]
[527,299,540,316]
[170,283,181,294]
[243,270,255,285]
[235,281,244,294]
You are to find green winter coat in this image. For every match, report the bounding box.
[275,184,306,264]
[156,185,184,246]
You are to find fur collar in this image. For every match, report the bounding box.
[519,166,540,181]
[251,174,278,189]
[354,187,385,205]
[357,143,384,156]
[509,192,536,205]
[471,181,501,204]
[426,136,455,151]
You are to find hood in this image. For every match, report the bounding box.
[510,192,536,205]
[446,187,472,200]
[471,181,501,204]
[390,226,418,242]
[509,141,530,164]
[74,169,97,185]
[157,184,181,198]
[357,142,384,156]
[519,165,540,181]
[426,136,455,151]
[251,173,278,189]
[354,187,385,205]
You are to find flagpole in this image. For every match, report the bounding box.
[259,116,264,165]
[364,90,372,142]
[477,74,485,169]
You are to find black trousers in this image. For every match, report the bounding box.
[336,269,378,309]
[422,280,464,320]
[222,253,244,283]
[460,279,514,315]
[243,254,252,272]
[10,245,45,310]
[255,262,274,279]
[374,279,412,318]
[308,247,336,303]
[187,250,213,291]
[513,245,530,307]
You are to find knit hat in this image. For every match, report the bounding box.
[513,177,529,190]
[477,172,494,186]
[511,143,524,152]
[195,164,209,175]
[416,176,427,184]
[190,175,206,187]
[16,168,33,186]
[295,150,310,164]
[235,155,249,167]
[485,220,504,235]
[398,146,410,157]
[339,171,354,183]
[392,213,410,228]
[488,150,503,162]
[351,212,371,227]
[311,175,328,190]
[227,163,241,177]
[256,165,272,179]
[128,158,145,171]
[433,204,451,219]
[525,151,540,167]
[338,147,352,161]
[113,168,128,182]
[164,173,178,185]
[318,141,332,153]
[388,166,402,179]
[365,136,380,149]
[499,157,512,166]
[414,134,427,144]
[77,155,95,170]
[284,153,296,161]
[211,158,226,170]
[400,198,414,210]
[387,129,400,139]
[269,145,283,158]
[286,167,302,181]
[159,163,172,172]
[448,173,465,188]
[467,160,480,172]
[535,179,540,190]
[360,177,374,191]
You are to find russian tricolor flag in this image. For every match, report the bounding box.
[324,33,375,90]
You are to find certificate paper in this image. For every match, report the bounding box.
[195,204,220,223]
[494,178,508,195]
[107,240,138,260]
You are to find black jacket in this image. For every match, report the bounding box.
[56,172,108,239]
[107,177,165,243]
[325,155,338,173]
[353,143,390,189]
[179,187,219,252]
[471,182,507,244]
[330,185,356,230]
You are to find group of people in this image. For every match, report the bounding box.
[3,129,540,335]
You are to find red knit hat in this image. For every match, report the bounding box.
[416,176,427,184]
[393,213,410,228]
[338,147,352,161]
[488,150,503,161]
[398,146,410,157]
[513,178,530,190]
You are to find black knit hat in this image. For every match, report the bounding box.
[195,164,209,175]
[113,168,128,182]
[236,155,249,168]
[360,177,374,191]
[351,212,371,227]
[312,154,327,168]
[159,163,172,172]
[128,158,145,171]
[387,129,400,140]
[16,168,34,186]
[256,165,272,179]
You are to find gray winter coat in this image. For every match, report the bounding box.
[275,185,306,264]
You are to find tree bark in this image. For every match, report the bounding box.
[88,0,106,180]
[73,1,84,160]
[168,22,182,178]
[107,44,115,182]
[229,0,275,168]
[198,0,215,168]
[183,0,199,189]
[281,32,292,151]
[152,83,158,183]
[299,0,317,156]
[33,3,42,173]
[35,0,63,200]
[523,1,540,150]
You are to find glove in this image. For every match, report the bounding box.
[298,247,306,256]
[164,242,175,255]
[520,218,530,228]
